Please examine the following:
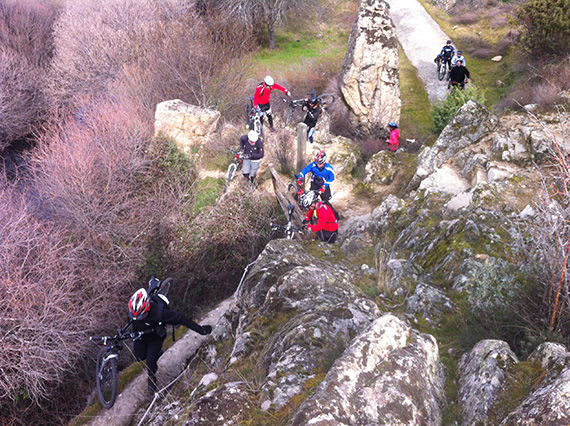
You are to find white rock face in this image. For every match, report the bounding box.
[154,99,220,152]
[340,0,400,135]
[290,314,446,426]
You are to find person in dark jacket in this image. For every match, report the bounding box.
[128,286,212,393]
[434,40,455,69]
[302,96,322,143]
[239,130,264,188]
[448,59,470,89]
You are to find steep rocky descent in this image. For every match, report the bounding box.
[138,239,447,425]
[340,0,400,135]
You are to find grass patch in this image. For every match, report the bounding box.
[399,46,437,146]
[192,177,225,215]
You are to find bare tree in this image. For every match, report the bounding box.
[217,0,319,50]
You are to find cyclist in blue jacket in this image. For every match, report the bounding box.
[297,150,335,203]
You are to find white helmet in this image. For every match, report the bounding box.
[300,190,319,208]
[248,130,259,142]
[264,75,274,87]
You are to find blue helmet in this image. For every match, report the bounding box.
[388,122,398,128]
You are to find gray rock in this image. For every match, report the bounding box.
[290,314,447,426]
[340,0,400,135]
[457,340,518,426]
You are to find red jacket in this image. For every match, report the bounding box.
[253,83,289,107]
[388,128,400,151]
[305,202,339,232]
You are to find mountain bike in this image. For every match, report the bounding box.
[282,91,336,126]
[435,56,447,81]
[225,148,244,191]
[245,97,265,137]
[90,277,173,408]
[287,177,321,209]
[271,203,305,240]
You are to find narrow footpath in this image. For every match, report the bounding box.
[388,0,451,102]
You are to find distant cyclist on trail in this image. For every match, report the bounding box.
[451,50,466,68]
[239,130,264,188]
[253,75,291,131]
[302,95,322,144]
[128,281,212,393]
[303,197,339,244]
[449,59,470,90]
[434,40,455,69]
[297,150,335,204]
[386,122,400,152]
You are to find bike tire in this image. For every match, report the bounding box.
[225,163,237,191]
[96,348,118,409]
[159,277,172,297]
[254,119,263,138]
[285,105,297,126]
[318,93,335,108]
[438,62,446,81]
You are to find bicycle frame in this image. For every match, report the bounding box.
[271,203,304,239]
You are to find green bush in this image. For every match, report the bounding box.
[513,0,570,57]
[431,86,486,134]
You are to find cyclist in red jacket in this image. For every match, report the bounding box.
[253,75,291,131]
[303,199,339,243]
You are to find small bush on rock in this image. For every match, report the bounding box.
[431,85,487,134]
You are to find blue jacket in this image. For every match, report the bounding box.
[299,162,335,188]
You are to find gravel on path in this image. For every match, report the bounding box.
[388,0,451,102]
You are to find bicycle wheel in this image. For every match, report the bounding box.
[225,163,237,191]
[159,277,173,297]
[318,93,335,108]
[96,348,118,409]
[288,182,299,199]
[254,118,263,138]
[438,62,446,81]
[285,105,297,126]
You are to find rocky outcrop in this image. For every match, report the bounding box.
[154,99,220,153]
[364,150,399,187]
[289,314,446,426]
[340,0,400,135]
[457,340,519,426]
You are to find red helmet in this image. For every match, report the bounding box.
[315,150,327,165]
[128,288,150,320]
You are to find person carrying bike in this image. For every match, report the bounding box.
[128,282,212,393]
[451,50,466,68]
[303,198,339,243]
[239,130,264,188]
[434,40,455,69]
[253,75,291,131]
[297,150,334,203]
[302,96,321,143]
[448,59,470,90]
[386,122,400,152]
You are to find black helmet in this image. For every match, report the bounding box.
[446,40,452,44]
[308,96,318,104]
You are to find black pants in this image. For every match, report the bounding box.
[134,339,164,390]
[310,180,331,203]
[316,229,338,244]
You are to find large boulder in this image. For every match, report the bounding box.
[457,340,519,426]
[289,314,447,426]
[154,99,220,153]
[340,0,400,135]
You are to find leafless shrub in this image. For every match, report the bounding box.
[49,0,254,120]
[452,10,481,25]
[165,191,281,308]
[499,56,570,110]
[270,129,296,175]
[323,77,353,138]
[0,0,61,148]
[360,137,388,160]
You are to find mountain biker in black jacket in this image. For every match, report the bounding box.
[128,286,212,393]
[448,59,470,90]
[302,96,321,143]
[434,40,455,69]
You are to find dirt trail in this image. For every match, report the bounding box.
[389,0,451,102]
